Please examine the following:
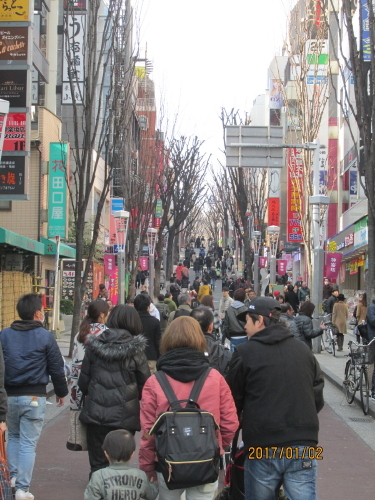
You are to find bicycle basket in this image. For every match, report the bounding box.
[350,345,375,365]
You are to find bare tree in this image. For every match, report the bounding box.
[63,0,137,352]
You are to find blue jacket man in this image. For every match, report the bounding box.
[0,293,68,500]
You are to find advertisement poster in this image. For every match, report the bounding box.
[269,79,283,109]
[0,0,29,21]
[287,148,304,243]
[0,27,28,60]
[3,113,26,151]
[104,255,115,275]
[0,70,27,107]
[0,156,25,195]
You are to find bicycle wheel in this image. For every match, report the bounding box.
[331,332,336,357]
[344,361,356,404]
[359,367,370,415]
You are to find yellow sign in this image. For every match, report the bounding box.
[0,0,29,21]
[134,66,146,79]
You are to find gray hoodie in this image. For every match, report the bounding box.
[84,462,158,500]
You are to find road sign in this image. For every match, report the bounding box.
[225,125,284,168]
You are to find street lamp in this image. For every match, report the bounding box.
[147,228,158,299]
[113,210,130,304]
[252,230,261,295]
[267,225,280,287]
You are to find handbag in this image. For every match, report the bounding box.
[358,322,368,341]
[66,398,87,451]
[349,317,357,326]
[0,430,13,500]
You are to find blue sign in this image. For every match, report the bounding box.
[361,0,371,61]
[350,170,357,195]
[113,244,124,254]
[111,198,124,214]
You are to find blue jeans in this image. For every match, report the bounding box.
[7,396,46,491]
[244,446,318,500]
[210,278,216,290]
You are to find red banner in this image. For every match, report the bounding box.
[259,256,268,268]
[325,253,342,280]
[268,198,280,226]
[104,255,116,275]
[277,260,287,274]
[287,148,304,243]
[108,267,118,305]
[139,256,148,271]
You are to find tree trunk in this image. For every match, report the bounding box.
[69,216,85,356]
[166,227,175,278]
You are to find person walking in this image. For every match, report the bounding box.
[192,276,201,292]
[297,282,310,304]
[222,288,248,351]
[325,289,339,314]
[1,293,68,500]
[70,300,110,408]
[175,263,184,284]
[218,287,234,320]
[209,267,217,291]
[332,293,348,351]
[284,284,299,314]
[155,294,169,334]
[78,305,150,474]
[200,295,220,335]
[167,294,192,323]
[354,293,367,342]
[134,294,161,374]
[294,302,324,350]
[97,283,109,300]
[226,297,324,500]
[164,292,177,314]
[279,303,298,337]
[197,279,211,302]
[138,316,238,498]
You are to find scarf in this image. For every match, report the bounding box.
[10,320,43,331]
[156,348,209,382]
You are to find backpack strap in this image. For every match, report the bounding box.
[188,367,211,406]
[155,371,182,411]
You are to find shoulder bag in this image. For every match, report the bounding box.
[66,397,87,451]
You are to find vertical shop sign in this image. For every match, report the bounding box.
[62,14,86,104]
[277,260,287,274]
[48,143,69,237]
[109,267,118,305]
[325,252,343,280]
[3,113,26,151]
[287,148,304,243]
[104,255,115,275]
[268,197,280,226]
[259,256,268,268]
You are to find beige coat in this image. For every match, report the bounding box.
[332,301,348,334]
[356,302,367,324]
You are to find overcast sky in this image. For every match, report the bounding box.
[140,0,289,162]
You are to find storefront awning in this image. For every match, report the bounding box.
[0,227,45,255]
[41,237,76,259]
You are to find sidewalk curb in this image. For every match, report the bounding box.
[320,363,375,419]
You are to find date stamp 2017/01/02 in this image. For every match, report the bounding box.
[248,447,323,460]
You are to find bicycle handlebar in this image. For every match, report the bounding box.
[348,337,375,348]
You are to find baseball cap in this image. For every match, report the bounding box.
[273,290,280,297]
[222,286,229,291]
[237,297,281,322]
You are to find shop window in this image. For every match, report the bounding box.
[270,108,281,126]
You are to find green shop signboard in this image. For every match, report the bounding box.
[48,143,69,238]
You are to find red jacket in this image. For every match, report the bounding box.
[139,369,239,472]
[175,266,184,281]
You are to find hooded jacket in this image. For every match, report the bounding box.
[197,284,211,301]
[139,348,238,472]
[226,323,324,449]
[0,320,68,398]
[164,298,177,314]
[294,313,324,350]
[222,301,247,339]
[78,329,150,430]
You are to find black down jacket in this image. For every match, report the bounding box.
[294,313,323,350]
[78,328,150,431]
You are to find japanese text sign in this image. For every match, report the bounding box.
[0,156,25,195]
[259,256,268,269]
[3,113,26,151]
[0,27,28,59]
[0,0,29,21]
[268,198,280,226]
[277,260,287,275]
[109,267,118,305]
[48,143,69,238]
[104,255,115,275]
[62,14,86,104]
[325,252,342,280]
[287,148,304,243]
[0,70,27,107]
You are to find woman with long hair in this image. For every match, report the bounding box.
[139,316,238,499]
[294,301,324,350]
[70,300,109,408]
[200,294,220,334]
[78,305,150,474]
[332,294,348,351]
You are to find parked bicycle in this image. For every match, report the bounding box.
[343,338,375,415]
[321,314,338,356]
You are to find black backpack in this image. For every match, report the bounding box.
[150,368,220,490]
[205,335,232,376]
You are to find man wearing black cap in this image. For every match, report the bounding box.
[226,297,324,500]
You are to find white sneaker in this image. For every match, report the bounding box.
[15,490,34,500]
[10,477,16,488]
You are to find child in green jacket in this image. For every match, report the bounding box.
[84,430,158,500]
